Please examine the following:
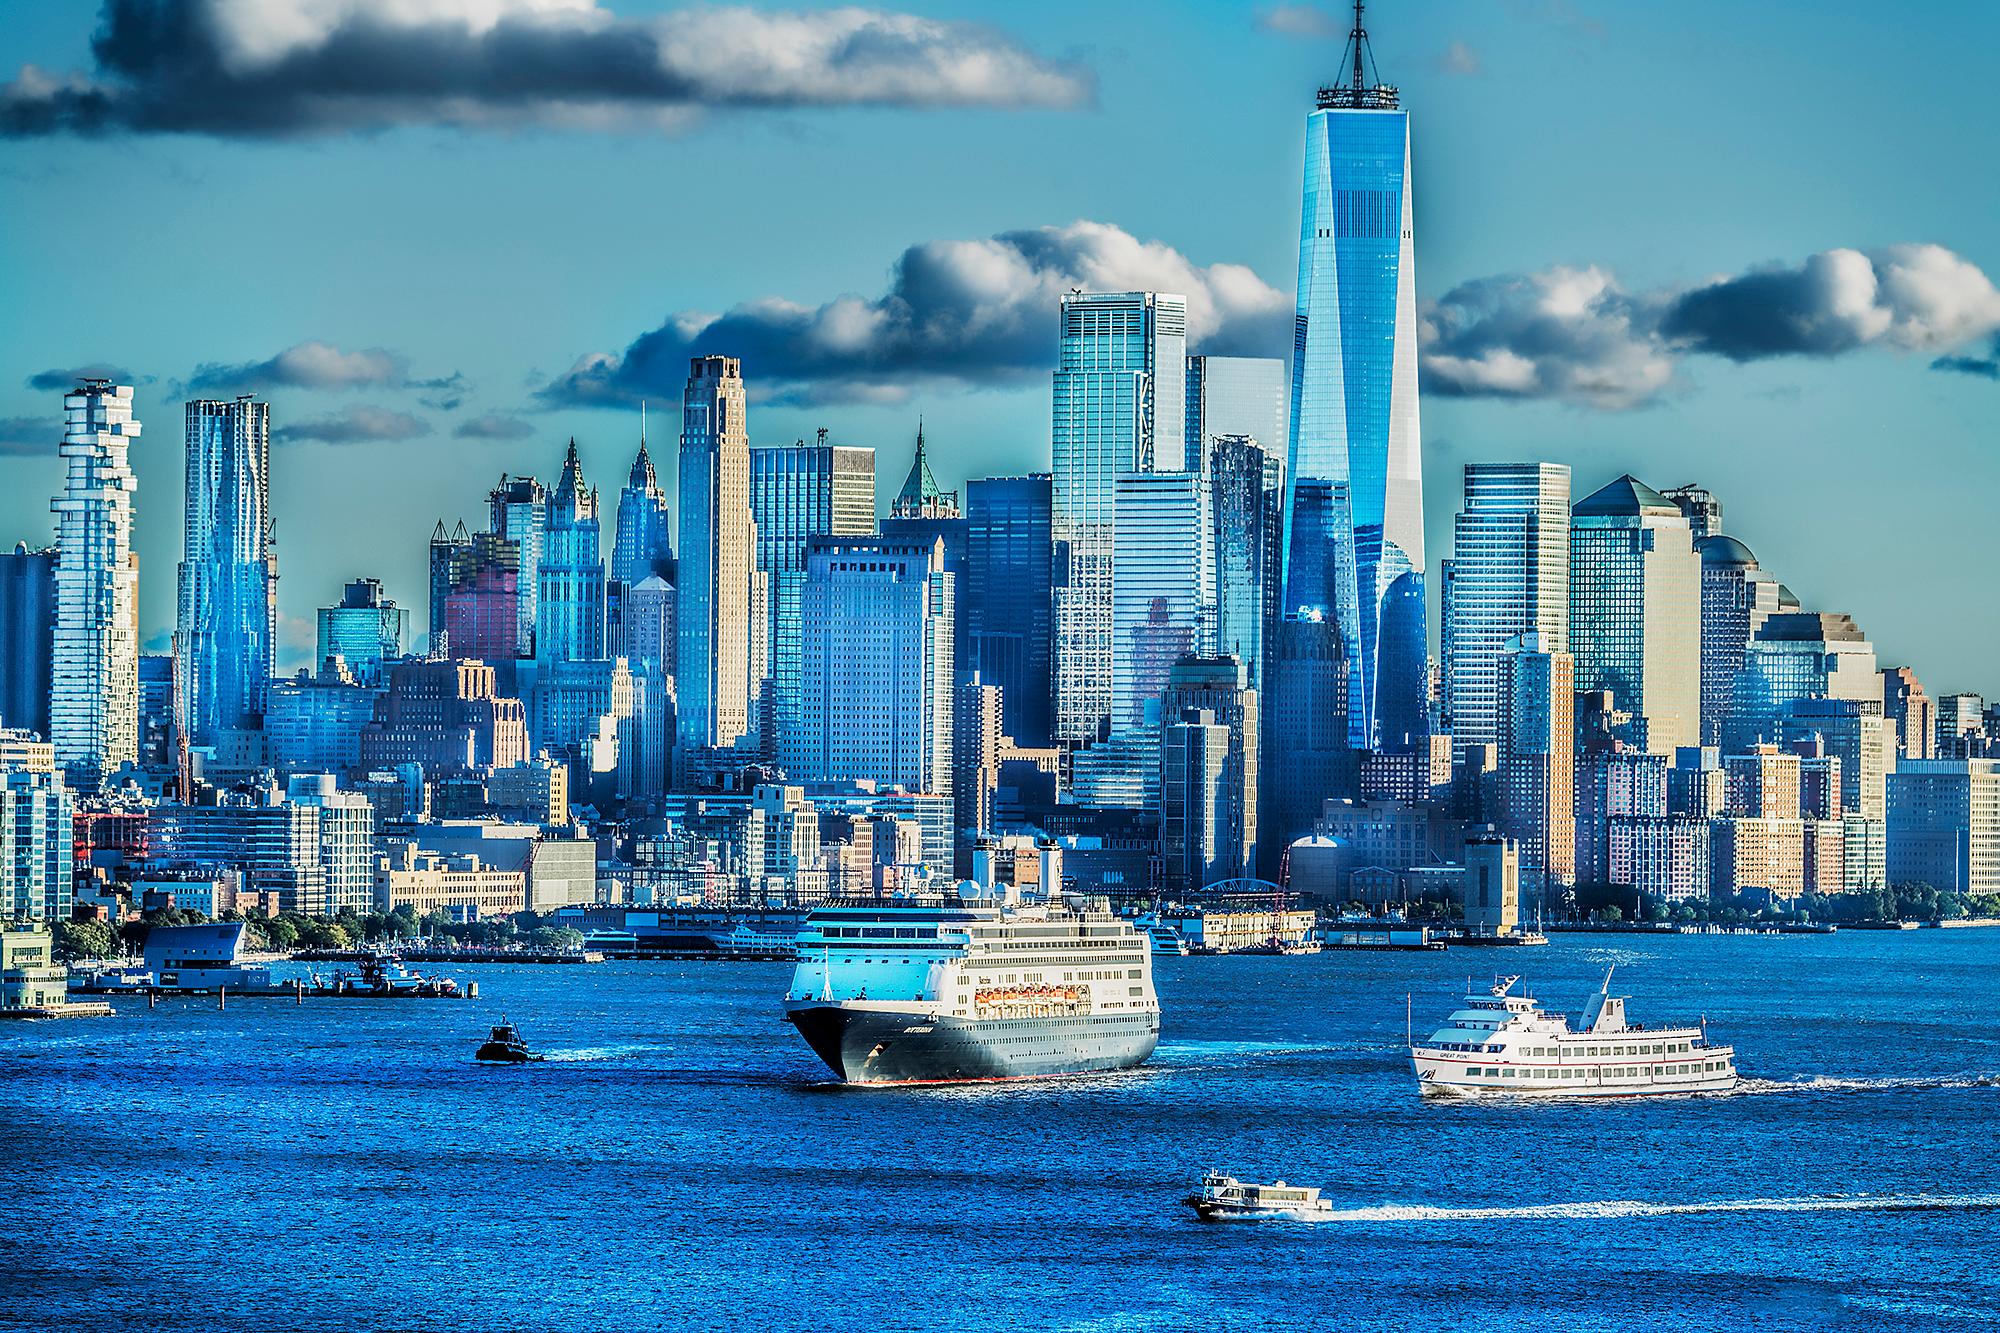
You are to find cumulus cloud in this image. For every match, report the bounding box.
[540,220,1290,407]
[0,417,53,456]
[26,363,146,391]
[185,340,461,395]
[1421,243,2000,408]
[1257,5,1343,38]
[0,0,1093,138]
[455,412,536,440]
[273,405,433,444]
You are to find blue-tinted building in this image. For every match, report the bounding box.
[1283,25,1426,751]
[612,434,673,589]
[315,578,408,686]
[176,397,275,745]
[1207,435,1283,690]
[965,474,1053,749]
[0,544,54,738]
[536,440,607,666]
[1185,356,1287,466]
[749,435,877,761]
[1051,291,1187,747]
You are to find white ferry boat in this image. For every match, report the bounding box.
[782,892,1160,1084]
[1132,915,1191,957]
[1187,1172,1332,1220]
[1409,971,1736,1099]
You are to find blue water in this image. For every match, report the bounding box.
[6,932,1999,1332]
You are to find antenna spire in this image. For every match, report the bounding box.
[1352,0,1366,94]
[1318,0,1398,110]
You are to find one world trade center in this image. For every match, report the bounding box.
[1283,1,1427,751]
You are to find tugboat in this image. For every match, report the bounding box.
[475,1018,540,1064]
[1186,1172,1333,1220]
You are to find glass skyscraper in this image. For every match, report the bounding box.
[1569,476,1702,755]
[749,436,876,762]
[1283,29,1425,751]
[176,397,276,749]
[1071,469,1213,812]
[1442,463,1571,756]
[1051,290,1187,747]
[964,474,1053,749]
[1207,434,1283,690]
[1185,356,1287,467]
[51,380,141,789]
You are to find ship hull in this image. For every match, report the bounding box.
[1413,1057,1737,1099]
[785,1002,1159,1085]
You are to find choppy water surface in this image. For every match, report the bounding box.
[5,931,1998,1331]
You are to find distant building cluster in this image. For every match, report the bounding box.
[2,33,1994,930]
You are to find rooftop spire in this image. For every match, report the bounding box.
[891,417,955,518]
[1318,0,1398,109]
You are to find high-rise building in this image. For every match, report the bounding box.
[1161,710,1232,895]
[1696,535,1782,747]
[1284,16,1426,752]
[677,356,764,755]
[1185,356,1287,470]
[488,476,546,658]
[1881,666,1935,761]
[1936,693,1989,760]
[612,430,674,590]
[266,662,382,778]
[621,573,676,800]
[1888,759,2000,896]
[1726,613,1879,752]
[1208,434,1284,690]
[1259,614,1352,877]
[535,440,607,666]
[751,433,877,760]
[954,676,1004,871]
[791,536,953,797]
[0,544,55,737]
[357,659,529,775]
[1496,632,1575,890]
[175,397,275,749]
[964,474,1053,749]
[1778,696,1896,821]
[1072,469,1213,810]
[315,578,407,686]
[1660,483,1723,541]
[51,380,142,789]
[1462,835,1521,937]
[882,424,968,679]
[1051,290,1188,747]
[1158,656,1259,889]
[1569,476,1701,754]
[0,765,73,920]
[1442,463,1570,755]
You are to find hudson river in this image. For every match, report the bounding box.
[6,931,1998,1331]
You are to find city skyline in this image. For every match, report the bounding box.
[4,0,2000,698]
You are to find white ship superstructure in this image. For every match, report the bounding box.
[1409,971,1736,1098]
[783,893,1160,1084]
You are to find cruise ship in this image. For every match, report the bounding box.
[1409,971,1737,1098]
[782,893,1160,1085]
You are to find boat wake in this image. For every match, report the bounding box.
[1309,1193,2000,1224]
[537,1043,663,1063]
[1729,1073,2000,1096]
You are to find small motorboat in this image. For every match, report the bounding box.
[475,1018,541,1064]
[1186,1172,1333,1220]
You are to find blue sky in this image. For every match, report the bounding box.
[2,0,1997,691]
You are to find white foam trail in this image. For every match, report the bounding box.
[1313,1194,2000,1224]
[1731,1073,2000,1096]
